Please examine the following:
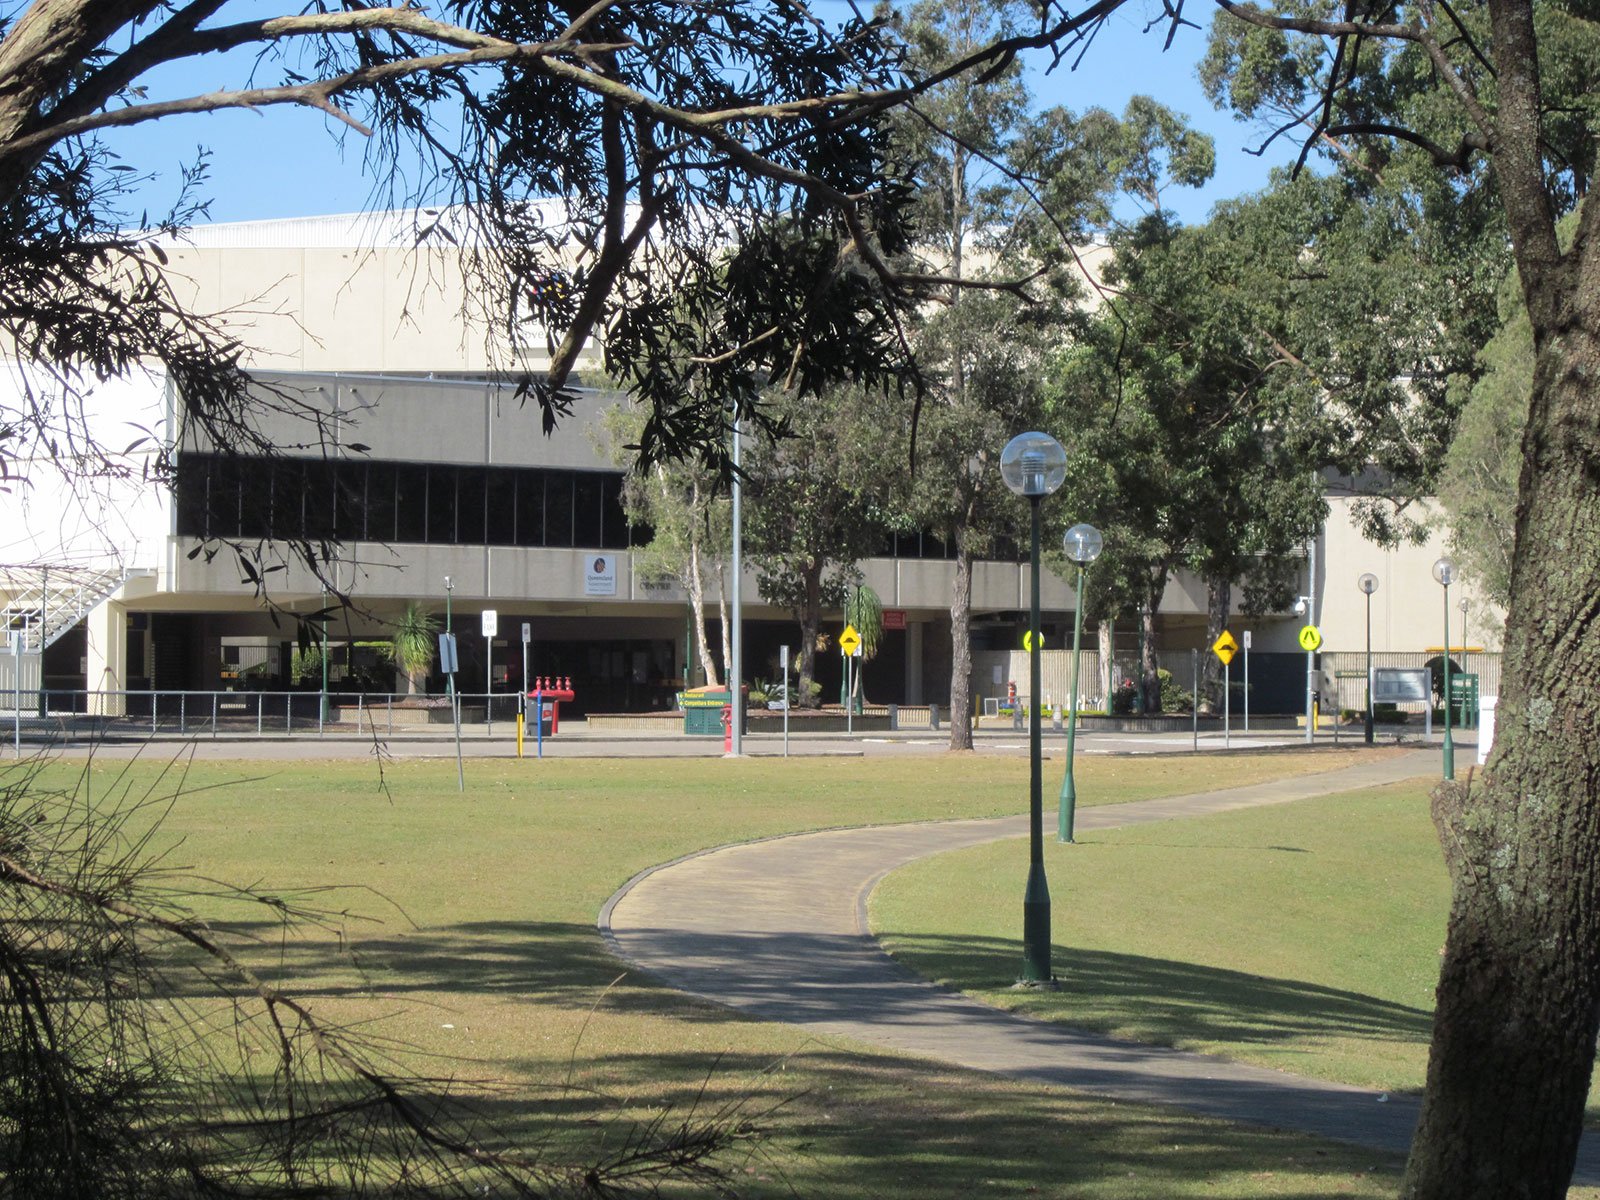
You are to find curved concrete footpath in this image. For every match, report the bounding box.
[602,749,1600,1180]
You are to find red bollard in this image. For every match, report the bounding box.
[721,703,733,753]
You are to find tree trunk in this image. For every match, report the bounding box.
[1200,576,1231,711]
[1401,270,1600,1193]
[1097,620,1113,709]
[715,560,732,690]
[1140,571,1165,712]
[948,530,974,751]
[796,562,824,708]
[688,540,719,687]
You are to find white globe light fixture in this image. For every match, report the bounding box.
[1064,523,1104,567]
[1058,523,1104,844]
[1000,432,1068,498]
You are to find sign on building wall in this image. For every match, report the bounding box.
[586,555,617,596]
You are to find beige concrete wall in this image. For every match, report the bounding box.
[1317,496,1503,657]
[160,240,601,377]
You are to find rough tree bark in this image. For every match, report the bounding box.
[714,560,731,690]
[948,525,975,751]
[1405,305,1600,1200]
[795,561,824,708]
[1138,566,1167,712]
[1097,620,1113,708]
[1402,1,1600,1192]
[1201,576,1232,711]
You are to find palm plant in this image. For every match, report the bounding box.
[389,601,439,696]
[842,584,883,709]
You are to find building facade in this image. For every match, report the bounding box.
[2,211,1501,717]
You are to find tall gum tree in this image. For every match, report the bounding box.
[883,0,1213,748]
[1203,0,1600,1193]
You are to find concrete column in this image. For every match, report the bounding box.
[85,601,128,715]
[906,620,924,706]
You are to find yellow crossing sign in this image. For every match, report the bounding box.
[1023,629,1039,652]
[1298,624,1324,652]
[1212,631,1238,665]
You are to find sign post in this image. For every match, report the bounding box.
[1191,649,1199,752]
[839,624,862,734]
[481,609,498,732]
[780,644,790,757]
[518,621,531,758]
[1212,631,1238,748]
[1298,624,1323,740]
[1242,630,1252,731]
[439,632,464,791]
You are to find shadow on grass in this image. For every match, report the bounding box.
[168,917,789,1019]
[879,930,1433,1053]
[177,918,1431,1055]
[150,920,1407,1196]
[447,1044,1402,1199]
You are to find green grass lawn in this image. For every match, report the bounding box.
[13,747,1461,1197]
[874,783,1448,1093]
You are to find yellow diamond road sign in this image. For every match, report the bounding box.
[1212,631,1238,665]
[838,625,862,656]
[1299,624,1323,652]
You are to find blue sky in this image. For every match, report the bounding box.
[104,0,1304,230]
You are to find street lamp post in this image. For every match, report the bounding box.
[1358,573,1378,745]
[1433,557,1456,780]
[1059,523,1103,843]
[319,585,330,727]
[443,575,455,707]
[1295,595,1313,743]
[1000,431,1067,986]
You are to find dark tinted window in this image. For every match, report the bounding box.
[486,468,517,546]
[174,456,210,537]
[600,474,629,549]
[334,461,365,539]
[515,470,544,546]
[271,460,305,540]
[366,462,396,542]
[395,464,428,542]
[573,473,602,548]
[545,471,574,547]
[426,466,456,543]
[303,460,336,539]
[456,469,486,544]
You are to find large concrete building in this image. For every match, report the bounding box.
[2,211,1501,717]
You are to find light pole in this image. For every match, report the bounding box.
[1433,557,1456,779]
[319,585,330,726]
[1295,594,1313,742]
[1000,431,1067,986]
[1358,573,1378,744]
[443,575,455,707]
[1059,523,1103,843]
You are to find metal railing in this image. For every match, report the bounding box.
[4,689,532,740]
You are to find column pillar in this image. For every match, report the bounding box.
[85,600,128,716]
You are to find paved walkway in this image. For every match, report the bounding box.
[602,750,1600,1179]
